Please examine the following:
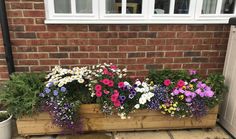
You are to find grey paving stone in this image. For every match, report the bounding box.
[114,131,171,139]
[170,126,231,139]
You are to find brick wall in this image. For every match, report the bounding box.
[0,25,8,81]
[0,0,230,81]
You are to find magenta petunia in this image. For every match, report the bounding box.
[110,65,117,70]
[103,68,109,75]
[185,97,192,103]
[189,69,197,75]
[103,90,110,94]
[111,94,118,102]
[118,82,124,88]
[102,78,110,85]
[177,80,185,88]
[108,80,114,87]
[173,89,180,95]
[164,79,171,86]
[205,91,214,97]
[95,84,102,91]
[114,100,121,107]
[95,91,102,97]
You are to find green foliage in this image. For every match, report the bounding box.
[0,112,10,122]
[0,72,46,118]
[205,73,228,108]
[148,69,200,84]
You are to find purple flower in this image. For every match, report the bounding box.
[191,93,197,98]
[128,94,134,99]
[173,89,179,95]
[184,91,192,97]
[185,97,192,103]
[39,93,45,97]
[189,69,197,75]
[44,88,51,94]
[204,86,211,91]
[119,96,126,101]
[179,89,185,94]
[190,78,198,83]
[46,82,53,87]
[205,91,214,97]
[130,91,137,96]
[53,90,59,96]
[60,87,67,92]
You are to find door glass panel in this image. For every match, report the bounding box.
[174,0,190,14]
[54,0,71,13]
[221,0,235,14]
[106,0,122,14]
[154,0,170,14]
[76,0,93,13]
[126,0,142,14]
[202,0,218,14]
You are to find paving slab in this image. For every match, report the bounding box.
[114,131,171,139]
[56,133,112,139]
[169,126,232,139]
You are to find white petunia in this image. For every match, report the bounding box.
[134,104,140,109]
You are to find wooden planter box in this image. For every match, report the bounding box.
[16,104,219,136]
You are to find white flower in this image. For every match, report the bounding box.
[135,80,141,86]
[134,104,140,109]
[185,81,188,85]
[124,81,130,86]
[139,97,147,105]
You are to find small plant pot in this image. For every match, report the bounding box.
[0,111,12,139]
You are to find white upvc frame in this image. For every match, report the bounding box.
[44,0,236,24]
[195,0,236,22]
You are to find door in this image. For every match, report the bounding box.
[219,25,236,138]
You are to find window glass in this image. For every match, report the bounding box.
[106,0,122,14]
[202,0,217,14]
[154,0,170,14]
[221,0,235,14]
[174,0,190,14]
[54,0,71,13]
[76,0,93,13]
[126,0,142,14]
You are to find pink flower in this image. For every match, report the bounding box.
[111,94,118,102]
[173,89,180,95]
[189,69,197,75]
[103,90,110,94]
[185,97,192,103]
[114,90,119,95]
[102,78,110,85]
[95,84,102,91]
[108,80,114,87]
[95,91,102,97]
[103,68,109,75]
[110,65,117,70]
[205,91,214,97]
[177,80,185,88]
[114,100,121,107]
[184,91,192,97]
[164,79,171,86]
[118,82,124,88]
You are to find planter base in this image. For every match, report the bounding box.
[16,104,218,136]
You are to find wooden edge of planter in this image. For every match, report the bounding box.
[16,104,219,136]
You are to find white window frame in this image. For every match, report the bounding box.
[44,0,236,24]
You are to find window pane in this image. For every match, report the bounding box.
[106,0,121,14]
[76,0,92,13]
[174,0,190,14]
[126,0,142,14]
[221,0,235,14]
[202,0,217,14]
[54,0,71,13]
[154,0,170,14]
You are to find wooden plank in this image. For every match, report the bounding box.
[16,104,219,136]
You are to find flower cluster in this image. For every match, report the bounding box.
[40,65,223,132]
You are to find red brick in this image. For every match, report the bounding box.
[138,32,157,38]
[78,33,98,38]
[90,53,108,58]
[158,32,176,38]
[119,32,137,38]
[177,32,194,38]
[11,3,33,9]
[26,25,46,31]
[19,60,38,65]
[27,40,47,45]
[202,51,219,57]
[194,32,213,38]
[68,39,88,45]
[147,39,165,45]
[37,33,57,38]
[38,46,58,52]
[128,39,146,45]
[183,64,200,69]
[59,46,78,52]
[187,25,205,31]
[28,53,48,59]
[128,53,145,58]
[147,52,164,57]
[13,54,28,59]
[89,39,108,45]
[165,52,183,57]
[30,66,49,72]
[146,64,163,69]
[34,3,45,9]
[23,11,44,17]
[16,46,37,52]
[60,59,79,65]
[200,64,217,68]
[40,60,59,65]
[79,46,98,51]
[214,32,229,38]
[49,53,68,58]
[118,59,136,64]
[137,58,155,64]
[203,39,221,44]
[13,18,34,24]
[15,33,36,39]
[156,58,173,63]
[109,53,127,58]
[130,25,148,31]
[68,25,88,31]
[47,25,67,31]
[35,18,44,24]
[89,25,108,31]
[192,58,208,63]
[58,32,77,38]
[164,64,182,69]
[119,46,136,51]
[99,46,118,51]
[149,25,168,31]
[167,25,186,31]
[7,11,23,17]
[11,40,27,45]
[99,32,118,38]
[80,59,98,64]
[175,45,193,50]
[209,57,225,63]
[137,46,155,51]
[156,45,174,51]
[99,59,118,64]
[206,25,224,31]
[174,58,192,63]
[127,65,145,70]
[70,53,89,58]
[193,45,211,50]
[109,25,129,31]
[109,39,127,45]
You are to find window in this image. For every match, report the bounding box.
[44,0,236,24]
